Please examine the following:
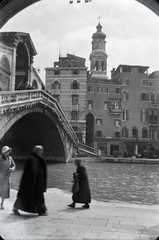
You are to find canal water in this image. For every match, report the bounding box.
[11,160,159,205]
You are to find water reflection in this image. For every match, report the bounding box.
[12,161,159,205]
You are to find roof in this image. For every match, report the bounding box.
[115,64,149,73]
[0,32,37,55]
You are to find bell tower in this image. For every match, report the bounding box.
[89,21,108,79]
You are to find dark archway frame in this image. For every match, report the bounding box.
[0,0,159,30]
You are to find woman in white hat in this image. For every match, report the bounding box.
[0,146,16,209]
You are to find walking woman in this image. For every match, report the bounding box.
[0,146,16,209]
[13,145,47,216]
[68,158,91,209]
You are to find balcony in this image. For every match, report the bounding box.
[109,108,122,114]
[71,89,79,95]
[70,104,78,111]
[51,89,60,95]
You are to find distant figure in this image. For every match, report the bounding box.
[13,145,47,216]
[68,158,91,209]
[124,149,128,158]
[0,146,16,209]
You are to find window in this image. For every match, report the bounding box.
[95,61,99,70]
[149,109,158,124]
[141,110,148,122]
[141,79,148,87]
[1,56,10,71]
[142,128,148,139]
[52,80,60,89]
[123,90,129,101]
[104,101,109,110]
[97,86,102,93]
[96,119,102,125]
[88,100,93,109]
[122,127,128,138]
[149,92,154,102]
[149,130,159,140]
[71,111,78,120]
[154,130,159,140]
[73,69,79,75]
[101,61,105,71]
[122,78,129,86]
[116,88,120,94]
[88,85,93,93]
[111,101,120,109]
[104,87,108,94]
[122,109,128,121]
[149,81,154,87]
[96,131,102,137]
[115,119,120,126]
[72,80,79,89]
[54,69,59,75]
[72,96,78,105]
[141,91,148,101]
[132,127,138,138]
[115,131,120,137]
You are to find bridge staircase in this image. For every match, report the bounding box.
[78,143,101,157]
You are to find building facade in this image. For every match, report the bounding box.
[45,54,87,143]
[0,32,44,91]
[86,22,159,157]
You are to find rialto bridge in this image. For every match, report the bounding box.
[0,89,79,161]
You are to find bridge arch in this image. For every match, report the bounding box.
[1,105,69,161]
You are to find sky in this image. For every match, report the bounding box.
[1,0,159,82]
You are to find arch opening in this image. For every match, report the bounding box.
[1,112,65,161]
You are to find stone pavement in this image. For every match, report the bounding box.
[0,188,159,240]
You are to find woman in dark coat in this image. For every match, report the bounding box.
[13,145,47,216]
[68,158,91,209]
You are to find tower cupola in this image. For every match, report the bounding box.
[89,22,108,79]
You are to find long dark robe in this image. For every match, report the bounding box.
[13,152,47,214]
[72,164,91,204]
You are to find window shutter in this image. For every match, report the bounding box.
[127,110,129,121]
[140,110,143,122]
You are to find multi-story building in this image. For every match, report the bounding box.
[45,54,87,143]
[86,22,159,157]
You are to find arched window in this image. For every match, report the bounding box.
[1,55,10,72]
[101,61,104,71]
[71,80,79,89]
[149,92,154,102]
[95,61,99,71]
[141,91,148,101]
[122,90,129,101]
[141,109,147,122]
[142,128,148,139]
[122,127,128,138]
[32,79,38,89]
[132,127,138,138]
[52,80,60,89]
[154,92,158,101]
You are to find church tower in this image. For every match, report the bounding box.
[89,21,108,79]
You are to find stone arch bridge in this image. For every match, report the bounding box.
[0,89,79,161]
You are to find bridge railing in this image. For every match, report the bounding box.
[39,90,79,144]
[78,143,100,156]
[0,90,42,104]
